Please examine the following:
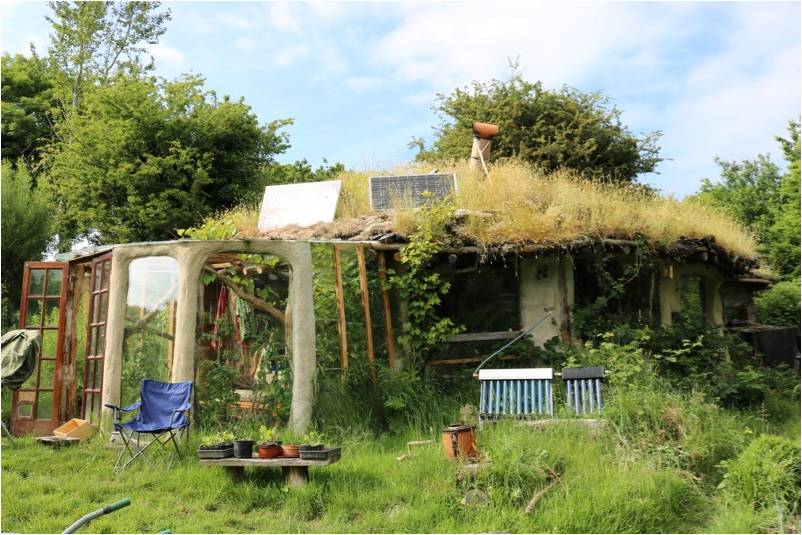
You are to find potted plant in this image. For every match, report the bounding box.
[198,431,235,459]
[233,436,255,459]
[301,430,325,451]
[280,431,301,458]
[256,426,282,459]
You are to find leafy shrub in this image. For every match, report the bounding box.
[719,434,801,511]
[755,280,801,328]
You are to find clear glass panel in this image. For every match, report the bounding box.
[46,269,62,296]
[42,329,58,358]
[28,269,45,296]
[101,260,111,290]
[44,299,61,327]
[97,325,106,357]
[98,292,109,322]
[25,299,42,327]
[39,360,55,388]
[93,359,103,388]
[17,403,33,419]
[21,361,38,388]
[88,326,97,357]
[90,394,101,424]
[92,293,100,323]
[121,256,179,406]
[93,265,102,291]
[36,390,53,419]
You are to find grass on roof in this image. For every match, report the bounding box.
[208,160,757,258]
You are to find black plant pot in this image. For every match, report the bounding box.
[233,439,254,459]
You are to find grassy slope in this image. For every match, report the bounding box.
[3,397,797,534]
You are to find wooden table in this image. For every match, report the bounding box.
[199,455,340,487]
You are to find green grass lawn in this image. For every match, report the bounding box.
[2,386,798,534]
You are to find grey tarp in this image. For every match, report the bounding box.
[1,329,41,390]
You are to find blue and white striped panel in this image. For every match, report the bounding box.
[562,367,604,416]
[478,368,554,420]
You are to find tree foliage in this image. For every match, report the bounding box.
[44,74,292,244]
[698,121,800,278]
[1,161,53,329]
[1,53,58,164]
[417,68,662,183]
[46,1,171,110]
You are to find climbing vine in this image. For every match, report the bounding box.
[389,199,463,363]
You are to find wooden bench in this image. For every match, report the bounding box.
[199,454,340,487]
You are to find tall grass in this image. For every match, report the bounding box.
[214,160,757,258]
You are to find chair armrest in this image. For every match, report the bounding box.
[121,401,141,412]
[169,403,192,426]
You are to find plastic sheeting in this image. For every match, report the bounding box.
[1,329,41,390]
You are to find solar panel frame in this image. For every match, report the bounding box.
[368,173,458,211]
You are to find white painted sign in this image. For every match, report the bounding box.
[258,180,342,231]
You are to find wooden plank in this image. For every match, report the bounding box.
[332,245,348,377]
[445,331,523,343]
[426,355,516,366]
[199,456,339,467]
[376,251,397,369]
[356,245,376,384]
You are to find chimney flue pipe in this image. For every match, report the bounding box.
[469,121,500,175]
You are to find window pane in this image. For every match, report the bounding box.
[122,257,179,406]
[101,260,111,290]
[93,359,103,388]
[39,360,55,388]
[36,390,53,420]
[21,361,38,388]
[28,269,45,296]
[87,326,96,357]
[44,299,61,327]
[42,329,58,358]
[25,299,42,327]
[98,292,108,322]
[97,325,106,357]
[46,269,63,296]
[92,293,100,323]
[93,265,102,291]
[17,403,33,419]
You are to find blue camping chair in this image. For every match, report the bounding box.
[105,380,193,473]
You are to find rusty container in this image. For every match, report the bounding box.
[441,424,478,460]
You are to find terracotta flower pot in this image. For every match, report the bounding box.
[442,424,478,460]
[257,443,282,459]
[281,444,300,458]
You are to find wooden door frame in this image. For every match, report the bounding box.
[12,261,69,436]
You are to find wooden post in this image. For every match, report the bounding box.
[356,245,377,384]
[332,245,348,378]
[282,466,310,488]
[376,251,397,369]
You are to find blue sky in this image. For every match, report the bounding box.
[2,1,800,196]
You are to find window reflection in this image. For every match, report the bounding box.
[121,256,179,406]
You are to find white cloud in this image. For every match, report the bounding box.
[343,75,385,92]
[149,42,184,64]
[234,36,256,51]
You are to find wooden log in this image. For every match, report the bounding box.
[356,245,377,384]
[445,331,523,343]
[332,245,349,378]
[202,266,285,324]
[377,251,397,369]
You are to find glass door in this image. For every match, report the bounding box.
[12,262,69,436]
[81,253,112,424]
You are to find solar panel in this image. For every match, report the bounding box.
[369,173,457,211]
[258,180,342,231]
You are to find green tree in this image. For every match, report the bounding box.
[46,1,171,110]
[1,53,58,165]
[698,120,800,278]
[44,74,292,245]
[1,161,53,329]
[255,159,345,194]
[417,68,662,182]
